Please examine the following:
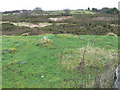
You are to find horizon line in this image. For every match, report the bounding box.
[1,6,118,12]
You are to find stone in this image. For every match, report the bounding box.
[115,65,120,89]
[2,49,10,54]
[17,61,26,64]
[79,38,84,40]
[41,76,44,78]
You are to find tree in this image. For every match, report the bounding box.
[63,9,70,16]
[33,7,42,11]
[88,7,90,11]
[92,8,98,12]
[99,7,119,14]
[106,8,119,14]
[100,7,109,13]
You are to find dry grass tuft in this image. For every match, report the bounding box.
[59,46,118,87]
[57,34,78,38]
[20,33,29,36]
[60,46,118,70]
[9,48,17,53]
[39,36,53,47]
[106,33,118,37]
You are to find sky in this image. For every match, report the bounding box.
[1,0,120,12]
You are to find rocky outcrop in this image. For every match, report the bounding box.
[115,65,120,89]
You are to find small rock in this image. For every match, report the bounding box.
[79,38,84,40]
[2,49,10,54]
[115,65,120,89]
[41,76,44,78]
[17,61,26,64]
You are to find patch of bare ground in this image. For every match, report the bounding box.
[48,16,72,21]
[11,22,52,28]
[1,21,67,28]
[1,21,52,28]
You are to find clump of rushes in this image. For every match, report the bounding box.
[106,33,117,37]
[38,36,54,47]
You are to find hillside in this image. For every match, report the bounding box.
[1,9,119,88]
[2,12,118,36]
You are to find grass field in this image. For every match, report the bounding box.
[1,7,119,88]
[2,34,118,88]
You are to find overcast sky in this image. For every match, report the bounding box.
[1,0,120,11]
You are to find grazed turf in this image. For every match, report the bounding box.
[2,34,118,88]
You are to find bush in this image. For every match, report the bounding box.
[2,23,16,30]
[2,23,29,31]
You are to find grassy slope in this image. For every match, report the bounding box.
[2,34,118,88]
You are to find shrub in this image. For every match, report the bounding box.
[2,23,29,31]
[2,23,16,30]
[106,33,117,37]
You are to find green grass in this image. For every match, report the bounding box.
[2,34,118,88]
[70,10,95,14]
[41,10,96,15]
